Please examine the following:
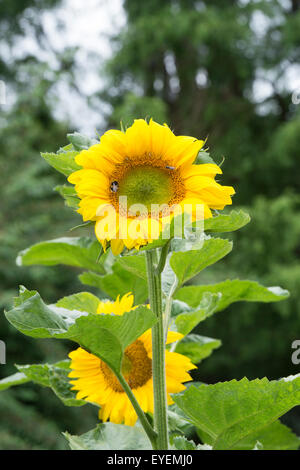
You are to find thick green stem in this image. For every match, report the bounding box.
[117,373,157,448]
[145,250,169,450]
[155,239,171,275]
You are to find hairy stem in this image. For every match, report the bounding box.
[146,249,169,450]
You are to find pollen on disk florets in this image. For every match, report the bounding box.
[108,153,186,215]
[100,339,152,393]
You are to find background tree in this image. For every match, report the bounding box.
[0,0,97,449]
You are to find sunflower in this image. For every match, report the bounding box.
[68,119,235,254]
[68,293,196,426]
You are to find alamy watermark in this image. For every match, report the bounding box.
[0,340,6,364]
[95,197,204,245]
[292,89,300,105]
[291,340,300,365]
[0,80,6,105]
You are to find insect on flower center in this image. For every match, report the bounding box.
[100,339,152,392]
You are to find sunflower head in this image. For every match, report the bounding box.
[68,293,196,426]
[68,119,235,254]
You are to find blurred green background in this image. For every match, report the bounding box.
[0,0,299,449]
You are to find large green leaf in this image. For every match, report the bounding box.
[16,360,86,407]
[5,287,156,374]
[204,210,250,233]
[197,419,299,451]
[64,423,152,450]
[0,361,86,407]
[0,372,29,391]
[41,146,81,177]
[169,238,232,291]
[56,292,100,314]
[175,280,289,313]
[118,254,147,280]
[172,293,221,335]
[175,334,221,363]
[79,263,148,305]
[6,288,70,338]
[173,375,300,450]
[17,237,105,274]
[234,421,300,450]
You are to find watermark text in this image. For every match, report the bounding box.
[291,340,300,365]
[0,340,6,364]
[0,80,6,105]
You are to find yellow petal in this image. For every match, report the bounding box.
[182,163,223,179]
[111,238,124,255]
[125,119,151,157]
[100,129,127,157]
[149,119,176,157]
[164,136,204,168]
[166,330,183,344]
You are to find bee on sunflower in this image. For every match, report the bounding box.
[68,293,196,426]
[68,119,235,255]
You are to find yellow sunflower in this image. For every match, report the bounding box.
[68,119,235,254]
[68,293,196,426]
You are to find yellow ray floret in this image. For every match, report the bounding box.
[68,119,235,254]
[69,293,196,426]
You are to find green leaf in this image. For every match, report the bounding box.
[172,436,201,450]
[13,285,36,306]
[65,306,155,373]
[79,271,104,288]
[196,419,300,451]
[139,238,169,252]
[234,421,300,450]
[118,254,147,280]
[170,238,232,290]
[0,372,30,391]
[195,150,217,165]
[5,287,156,374]
[173,293,221,335]
[55,184,80,209]
[16,361,86,407]
[79,264,148,305]
[175,280,289,313]
[6,288,70,338]
[173,375,300,450]
[204,210,250,233]
[41,148,81,176]
[17,363,51,387]
[175,334,221,363]
[17,237,105,274]
[56,292,100,314]
[161,259,178,298]
[67,132,98,151]
[167,408,191,433]
[64,423,152,450]
[47,368,84,407]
